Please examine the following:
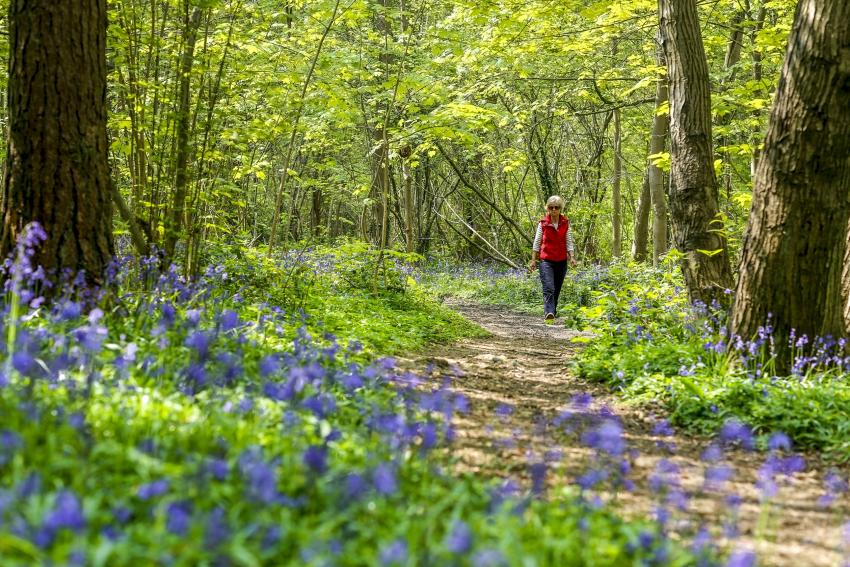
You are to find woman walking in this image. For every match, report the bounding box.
[528,196,576,321]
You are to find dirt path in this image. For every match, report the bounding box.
[413,300,849,567]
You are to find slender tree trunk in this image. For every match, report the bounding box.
[2,0,113,285]
[164,5,201,262]
[731,0,850,370]
[719,9,745,199]
[402,156,415,252]
[650,42,670,266]
[632,175,651,262]
[659,0,734,304]
[612,108,622,259]
[749,4,767,179]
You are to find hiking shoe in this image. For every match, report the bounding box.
[545,313,555,321]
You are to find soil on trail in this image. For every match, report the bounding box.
[412,299,849,567]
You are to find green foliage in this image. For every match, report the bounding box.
[567,263,850,460]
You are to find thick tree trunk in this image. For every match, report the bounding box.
[731,0,850,370]
[659,0,734,305]
[1,0,113,284]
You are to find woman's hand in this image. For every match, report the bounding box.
[527,259,538,272]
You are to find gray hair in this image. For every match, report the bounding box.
[546,195,564,209]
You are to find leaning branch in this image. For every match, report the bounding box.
[435,141,533,246]
[438,200,522,270]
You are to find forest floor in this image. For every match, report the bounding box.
[408,299,847,567]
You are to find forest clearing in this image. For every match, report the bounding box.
[2,0,850,565]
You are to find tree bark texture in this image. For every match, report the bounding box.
[1,0,113,284]
[731,0,850,364]
[659,0,734,304]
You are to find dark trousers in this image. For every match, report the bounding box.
[539,259,567,316]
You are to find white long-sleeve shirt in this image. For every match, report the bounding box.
[532,220,575,255]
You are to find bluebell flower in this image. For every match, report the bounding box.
[570,392,593,410]
[36,490,86,546]
[344,473,368,502]
[767,432,791,452]
[137,479,169,500]
[373,462,397,495]
[303,445,328,474]
[495,403,513,418]
[239,448,279,502]
[113,506,132,524]
[185,331,212,360]
[719,419,754,450]
[726,548,756,567]
[207,458,229,481]
[166,501,192,535]
[259,355,279,378]
[18,472,42,498]
[262,525,282,550]
[582,419,625,456]
[577,469,608,490]
[186,309,202,327]
[219,310,240,332]
[529,462,547,496]
[445,520,473,554]
[58,300,82,321]
[205,506,229,548]
[11,351,37,376]
[701,444,724,463]
[471,549,506,567]
[1,430,23,452]
[101,525,121,541]
[379,538,407,566]
[703,464,733,491]
[160,302,176,327]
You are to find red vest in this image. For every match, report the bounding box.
[539,215,569,261]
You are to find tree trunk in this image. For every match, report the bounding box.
[649,42,670,266]
[659,0,734,305]
[1,0,113,285]
[632,175,651,262]
[163,5,201,262]
[731,0,850,370]
[402,158,415,253]
[612,108,622,259]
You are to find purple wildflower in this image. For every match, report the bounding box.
[137,479,169,500]
[44,490,86,533]
[205,507,229,548]
[445,520,473,554]
[726,548,756,567]
[373,462,397,496]
[379,539,407,566]
[166,501,192,535]
[303,445,328,475]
